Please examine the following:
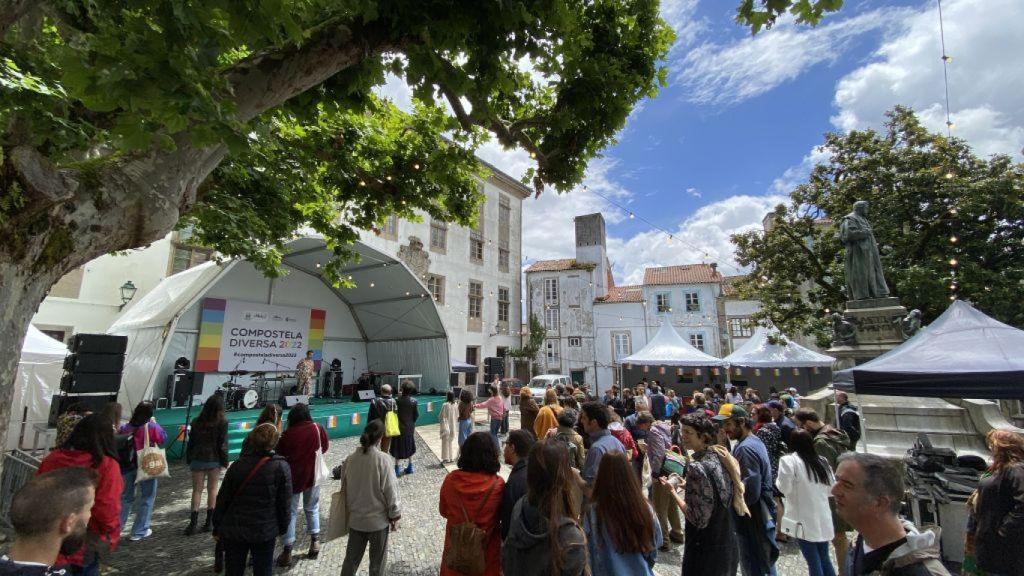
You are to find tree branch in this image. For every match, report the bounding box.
[774,219,842,300]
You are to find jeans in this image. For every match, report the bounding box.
[739,524,779,576]
[284,486,321,546]
[500,411,510,434]
[120,470,158,538]
[489,419,502,449]
[340,527,390,576]
[223,538,275,576]
[798,540,837,576]
[458,419,472,447]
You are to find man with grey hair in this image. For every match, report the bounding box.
[367,384,397,453]
[832,453,949,576]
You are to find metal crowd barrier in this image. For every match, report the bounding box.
[0,450,41,528]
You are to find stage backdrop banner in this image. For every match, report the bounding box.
[195,298,326,373]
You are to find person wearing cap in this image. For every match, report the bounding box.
[715,403,779,576]
[767,400,797,444]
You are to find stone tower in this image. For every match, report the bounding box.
[574,213,609,299]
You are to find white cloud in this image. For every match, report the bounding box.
[770,146,829,195]
[686,187,701,198]
[661,0,706,47]
[607,194,787,285]
[675,8,906,106]
[832,0,1024,160]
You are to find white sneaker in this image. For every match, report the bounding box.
[129,528,153,541]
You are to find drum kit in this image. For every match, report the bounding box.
[217,369,295,412]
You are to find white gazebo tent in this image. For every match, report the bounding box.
[107,237,451,409]
[10,326,68,449]
[620,322,727,392]
[723,327,835,396]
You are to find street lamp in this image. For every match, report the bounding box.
[119,280,137,310]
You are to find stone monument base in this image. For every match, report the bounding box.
[828,298,907,371]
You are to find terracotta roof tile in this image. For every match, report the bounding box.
[525,258,593,273]
[721,274,746,297]
[643,264,723,285]
[596,285,643,303]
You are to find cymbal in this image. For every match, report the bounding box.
[228,370,249,376]
[251,371,266,377]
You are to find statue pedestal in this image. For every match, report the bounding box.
[828,298,907,371]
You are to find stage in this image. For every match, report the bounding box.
[158,395,446,461]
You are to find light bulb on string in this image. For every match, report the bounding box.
[413,163,420,170]
[942,54,953,62]
[944,172,954,179]
[629,212,635,220]
[946,121,955,129]
[950,236,957,243]
[359,180,366,187]
[949,258,958,266]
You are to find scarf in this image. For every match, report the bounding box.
[710,444,750,517]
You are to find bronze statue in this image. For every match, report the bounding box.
[830,312,857,345]
[838,200,890,300]
[898,309,923,339]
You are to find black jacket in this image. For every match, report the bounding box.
[502,498,587,576]
[395,395,419,435]
[499,459,529,540]
[186,420,228,467]
[974,462,1024,575]
[212,451,292,543]
[367,397,397,424]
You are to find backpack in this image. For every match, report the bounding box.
[445,479,498,576]
[838,404,862,445]
[115,431,137,473]
[553,430,580,468]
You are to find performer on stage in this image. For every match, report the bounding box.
[296,350,316,396]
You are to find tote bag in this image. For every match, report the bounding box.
[313,425,332,485]
[136,422,170,482]
[326,458,350,541]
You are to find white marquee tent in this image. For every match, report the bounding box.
[621,321,728,367]
[724,327,835,368]
[107,237,452,409]
[11,325,68,450]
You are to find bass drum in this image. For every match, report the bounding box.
[227,388,260,411]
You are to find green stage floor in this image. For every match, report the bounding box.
[157,395,445,461]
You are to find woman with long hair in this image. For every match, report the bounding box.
[256,403,282,433]
[389,379,420,476]
[584,451,661,574]
[37,414,123,575]
[532,388,563,440]
[519,387,540,437]
[972,429,1024,575]
[439,432,505,576]
[274,403,329,566]
[118,401,167,541]
[184,394,229,535]
[213,422,292,576]
[457,388,475,448]
[502,440,587,576]
[340,420,402,576]
[777,429,836,576]
[662,413,740,576]
[439,391,459,463]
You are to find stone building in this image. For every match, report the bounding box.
[526,213,730,394]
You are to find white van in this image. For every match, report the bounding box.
[527,374,571,403]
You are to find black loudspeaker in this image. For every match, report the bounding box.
[69,334,127,355]
[60,372,122,394]
[64,353,125,374]
[166,371,204,407]
[483,357,505,382]
[48,394,118,427]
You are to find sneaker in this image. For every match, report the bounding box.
[405,462,414,475]
[129,528,153,541]
[394,464,403,477]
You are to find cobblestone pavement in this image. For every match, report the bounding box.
[107,416,838,576]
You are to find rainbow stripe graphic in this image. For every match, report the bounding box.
[427,402,434,413]
[327,415,338,429]
[309,308,326,370]
[351,412,361,426]
[238,421,252,431]
[195,298,227,373]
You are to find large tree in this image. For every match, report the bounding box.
[0,0,843,448]
[732,107,1024,346]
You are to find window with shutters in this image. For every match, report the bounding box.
[545,340,560,362]
[729,317,753,338]
[497,287,510,323]
[544,278,558,304]
[689,333,706,352]
[470,237,484,263]
[430,220,447,252]
[427,274,445,305]
[498,248,510,273]
[468,282,483,318]
[169,229,214,275]
[381,214,398,239]
[568,336,581,347]
[685,291,701,312]
[612,332,632,359]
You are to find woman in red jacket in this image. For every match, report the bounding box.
[37,413,123,576]
[274,403,329,567]
[439,431,505,576]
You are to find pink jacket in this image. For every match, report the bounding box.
[474,396,506,420]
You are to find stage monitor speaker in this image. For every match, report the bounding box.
[356,390,376,401]
[60,372,122,394]
[70,333,127,355]
[48,394,118,427]
[64,353,125,374]
[284,394,310,407]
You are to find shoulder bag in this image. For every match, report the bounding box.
[136,422,170,482]
[313,424,332,485]
[326,456,350,541]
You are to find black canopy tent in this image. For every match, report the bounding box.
[834,301,1024,398]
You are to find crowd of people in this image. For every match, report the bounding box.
[3,377,1023,576]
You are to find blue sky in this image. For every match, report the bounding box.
[385,0,1024,286]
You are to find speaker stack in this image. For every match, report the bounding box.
[49,334,127,426]
[483,356,505,383]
